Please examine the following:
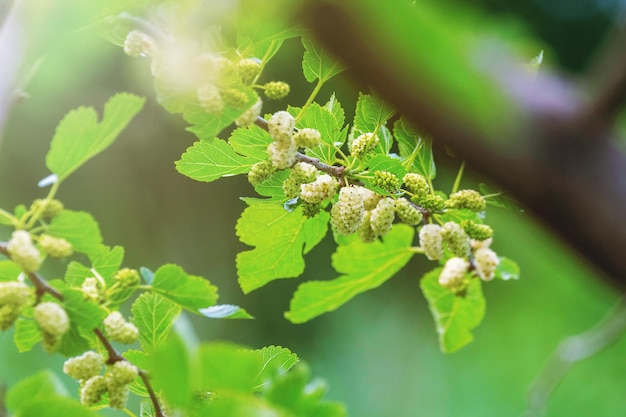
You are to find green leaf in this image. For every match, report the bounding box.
[253,170,291,199]
[325,93,345,128]
[251,346,299,389]
[62,289,106,329]
[495,257,520,280]
[353,93,395,136]
[298,102,346,165]
[394,118,436,179]
[6,370,67,411]
[198,342,262,392]
[151,264,218,311]
[420,268,486,353]
[176,138,256,183]
[229,125,273,161]
[286,225,415,323]
[57,324,92,357]
[0,260,22,281]
[64,261,91,287]
[88,245,125,285]
[236,202,330,293]
[13,318,41,352]
[149,334,192,408]
[199,304,254,319]
[47,210,103,257]
[45,93,145,182]
[302,37,345,83]
[131,292,181,353]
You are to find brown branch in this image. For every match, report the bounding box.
[299,0,626,289]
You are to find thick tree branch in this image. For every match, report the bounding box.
[299,0,626,289]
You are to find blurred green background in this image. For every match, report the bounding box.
[1,0,625,416]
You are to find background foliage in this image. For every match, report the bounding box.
[0,0,624,416]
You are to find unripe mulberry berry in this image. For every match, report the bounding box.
[416,194,446,213]
[114,268,140,288]
[39,234,73,258]
[291,162,319,183]
[402,173,430,197]
[104,311,139,345]
[419,224,444,261]
[34,302,70,336]
[357,187,382,210]
[331,187,365,235]
[370,198,395,237]
[264,81,290,100]
[350,132,379,157]
[64,351,104,381]
[357,211,377,243]
[81,277,101,302]
[447,189,486,212]
[235,58,261,84]
[373,171,400,193]
[442,222,471,258]
[301,202,321,217]
[0,304,19,331]
[474,247,499,281]
[471,237,493,250]
[248,160,276,186]
[300,174,339,204]
[30,199,64,219]
[267,140,297,169]
[123,30,157,57]
[7,230,42,272]
[268,111,295,144]
[0,281,32,307]
[108,361,139,385]
[107,384,129,409]
[235,98,263,127]
[282,175,301,199]
[197,83,224,114]
[221,88,249,108]
[461,220,493,241]
[80,375,107,406]
[395,198,423,225]
[439,257,469,290]
[294,128,322,149]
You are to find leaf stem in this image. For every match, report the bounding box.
[296,78,324,123]
[451,161,465,195]
[0,208,18,227]
[24,180,60,229]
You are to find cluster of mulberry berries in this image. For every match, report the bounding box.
[64,351,139,409]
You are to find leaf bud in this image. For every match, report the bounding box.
[7,230,42,272]
[235,98,263,127]
[263,81,290,100]
[442,222,471,258]
[419,224,444,261]
[370,197,395,237]
[439,257,469,290]
[300,174,339,204]
[474,247,499,281]
[373,171,400,193]
[294,128,322,149]
[64,351,104,381]
[447,189,486,212]
[394,198,423,225]
[350,132,379,157]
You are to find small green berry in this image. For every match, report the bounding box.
[373,171,400,193]
[64,351,104,381]
[108,361,139,385]
[0,281,32,307]
[416,194,446,213]
[402,173,430,197]
[350,132,379,157]
[282,175,302,199]
[264,81,290,100]
[221,88,249,108]
[7,230,42,272]
[30,199,64,219]
[395,198,423,225]
[291,162,319,183]
[0,304,19,331]
[419,224,444,261]
[447,189,486,212]
[80,375,107,406]
[357,211,377,243]
[114,268,140,288]
[294,128,322,149]
[301,202,321,217]
[39,234,73,258]
[248,160,276,186]
[235,58,261,84]
[104,311,139,345]
[442,222,471,258]
[461,220,493,241]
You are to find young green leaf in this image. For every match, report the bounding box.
[236,201,330,293]
[199,304,254,319]
[302,37,345,83]
[47,210,103,257]
[61,289,106,329]
[495,257,520,280]
[0,260,21,282]
[151,264,218,311]
[353,93,395,136]
[148,335,191,408]
[176,138,257,183]
[286,224,415,323]
[251,345,299,389]
[198,342,263,392]
[45,93,145,182]
[13,318,41,352]
[229,125,273,161]
[325,93,345,128]
[253,170,291,199]
[88,245,125,285]
[131,292,181,353]
[394,117,436,179]
[297,102,347,165]
[420,268,486,353]
[57,325,92,357]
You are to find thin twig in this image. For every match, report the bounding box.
[525,298,626,417]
